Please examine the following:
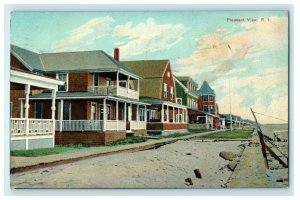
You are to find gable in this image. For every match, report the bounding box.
[10,53,32,72]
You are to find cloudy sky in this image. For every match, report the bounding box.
[11,11,288,123]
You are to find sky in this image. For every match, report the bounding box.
[10,11,289,124]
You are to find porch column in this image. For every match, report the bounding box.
[185,108,188,123]
[161,104,164,123]
[24,84,30,150]
[20,100,24,118]
[173,107,175,123]
[51,89,56,147]
[59,99,64,132]
[144,105,147,122]
[130,103,132,121]
[137,104,140,128]
[166,105,169,122]
[103,98,107,131]
[116,71,119,96]
[116,100,119,131]
[124,102,127,121]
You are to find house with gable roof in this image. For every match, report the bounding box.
[121,59,188,135]
[11,45,149,146]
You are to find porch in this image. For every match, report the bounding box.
[87,71,140,100]
[54,98,147,132]
[143,100,188,134]
[10,69,64,150]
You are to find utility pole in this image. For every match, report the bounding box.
[229,71,233,131]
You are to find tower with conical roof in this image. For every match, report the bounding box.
[196,80,217,114]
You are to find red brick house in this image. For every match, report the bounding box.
[11,45,149,145]
[122,60,188,135]
[195,80,222,129]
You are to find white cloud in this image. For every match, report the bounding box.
[52,16,114,51]
[113,18,189,58]
[175,16,288,81]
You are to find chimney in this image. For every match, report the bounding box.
[114,48,119,61]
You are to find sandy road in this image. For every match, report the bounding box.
[10,140,244,189]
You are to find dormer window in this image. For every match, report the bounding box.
[56,73,68,92]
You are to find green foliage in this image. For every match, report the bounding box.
[110,136,148,146]
[160,132,191,138]
[197,130,253,139]
[11,144,91,157]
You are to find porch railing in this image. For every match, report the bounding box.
[55,120,104,131]
[87,85,139,100]
[106,120,126,131]
[11,118,54,137]
[130,120,147,130]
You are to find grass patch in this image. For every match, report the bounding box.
[110,136,149,146]
[196,130,253,140]
[158,132,192,138]
[188,129,210,133]
[10,144,92,157]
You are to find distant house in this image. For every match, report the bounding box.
[195,80,221,129]
[10,49,64,150]
[174,76,198,110]
[174,76,201,124]
[11,45,148,146]
[122,60,188,135]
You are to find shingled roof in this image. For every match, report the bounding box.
[121,60,169,78]
[11,45,140,78]
[197,80,216,96]
[121,60,169,99]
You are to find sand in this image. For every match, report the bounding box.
[10,140,245,189]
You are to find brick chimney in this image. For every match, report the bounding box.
[114,48,119,61]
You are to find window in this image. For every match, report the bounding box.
[209,106,215,112]
[119,80,127,88]
[139,108,145,121]
[63,101,71,120]
[170,86,174,100]
[58,101,71,120]
[167,72,170,77]
[176,114,183,123]
[203,95,208,102]
[35,102,43,119]
[57,73,68,91]
[106,78,111,86]
[91,103,97,120]
[147,110,157,121]
[99,104,104,120]
[203,105,208,112]
[209,96,214,102]
[163,83,168,98]
[93,73,99,87]
[176,98,182,105]
[106,105,111,120]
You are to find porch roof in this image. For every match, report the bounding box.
[10,69,64,90]
[140,97,187,109]
[26,92,150,105]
